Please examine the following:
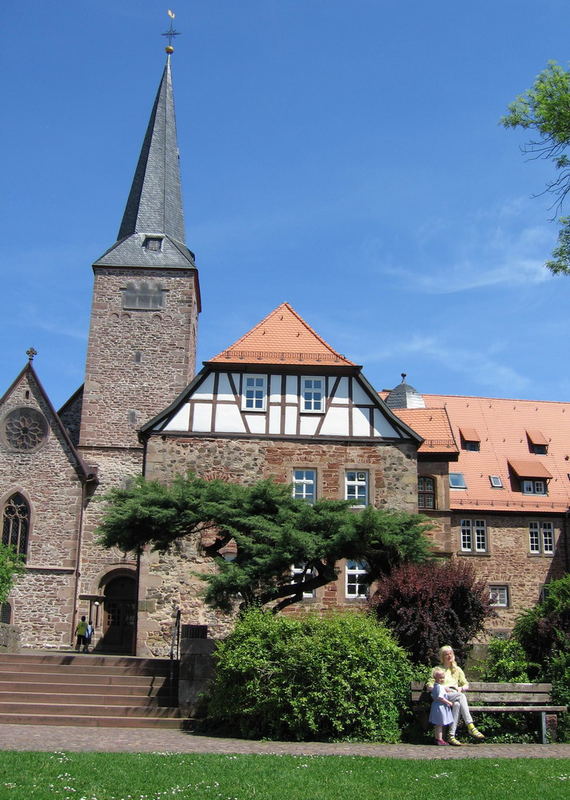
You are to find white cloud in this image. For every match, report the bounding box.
[366,200,555,294]
[358,334,531,395]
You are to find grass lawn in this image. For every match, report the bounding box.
[0,752,569,800]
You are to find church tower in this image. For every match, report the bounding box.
[79,53,200,452]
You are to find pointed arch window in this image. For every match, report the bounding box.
[2,493,30,560]
[1,602,11,624]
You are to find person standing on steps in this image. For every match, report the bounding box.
[84,619,94,653]
[75,615,88,652]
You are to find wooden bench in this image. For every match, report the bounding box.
[411,681,567,744]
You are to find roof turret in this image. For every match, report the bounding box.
[385,373,426,409]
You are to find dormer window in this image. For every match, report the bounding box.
[522,480,547,495]
[508,460,551,495]
[526,430,548,455]
[460,427,480,452]
[143,236,163,252]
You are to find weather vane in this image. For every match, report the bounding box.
[162,9,181,53]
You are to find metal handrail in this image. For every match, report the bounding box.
[169,609,181,706]
[169,608,181,662]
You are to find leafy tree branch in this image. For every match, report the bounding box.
[502,61,570,274]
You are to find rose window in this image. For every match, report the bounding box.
[3,408,48,451]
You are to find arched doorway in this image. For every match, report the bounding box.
[99,574,137,654]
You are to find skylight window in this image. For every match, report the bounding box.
[489,475,503,488]
[449,473,467,489]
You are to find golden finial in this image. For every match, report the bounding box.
[162,9,180,54]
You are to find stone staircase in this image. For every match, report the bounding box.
[0,652,182,728]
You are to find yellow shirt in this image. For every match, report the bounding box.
[426,664,468,691]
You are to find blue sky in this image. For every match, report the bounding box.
[2,1,570,409]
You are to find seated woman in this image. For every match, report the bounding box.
[426,645,485,746]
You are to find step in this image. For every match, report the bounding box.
[0,671,164,686]
[0,681,171,697]
[0,660,174,677]
[0,702,180,717]
[0,653,173,670]
[0,713,184,729]
[0,691,175,706]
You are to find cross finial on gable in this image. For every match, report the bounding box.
[26,347,37,362]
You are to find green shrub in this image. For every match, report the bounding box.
[206,609,414,742]
[480,638,535,682]
[514,574,570,668]
[547,648,570,742]
[473,639,539,743]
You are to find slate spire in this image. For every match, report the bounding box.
[118,56,185,243]
[94,54,195,269]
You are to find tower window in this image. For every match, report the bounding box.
[122,281,165,310]
[143,236,163,252]
[2,493,30,560]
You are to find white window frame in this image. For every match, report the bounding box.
[345,470,369,507]
[242,375,267,411]
[529,521,554,555]
[301,376,325,413]
[449,473,467,489]
[291,563,316,598]
[489,475,503,489]
[292,469,316,504]
[460,519,487,553]
[522,479,547,495]
[345,560,368,599]
[489,586,509,608]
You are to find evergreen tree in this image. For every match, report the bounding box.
[97,474,432,613]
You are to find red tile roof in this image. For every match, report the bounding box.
[208,303,355,367]
[390,408,458,454]
[422,394,570,512]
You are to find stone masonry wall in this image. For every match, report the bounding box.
[451,512,568,635]
[80,267,198,450]
[138,434,419,654]
[0,371,84,648]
